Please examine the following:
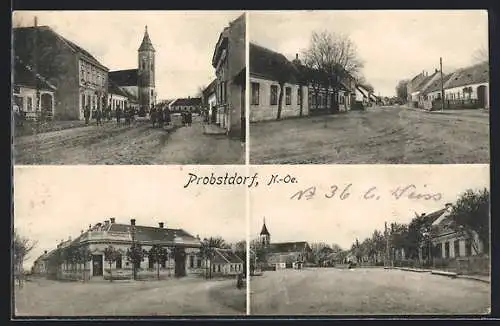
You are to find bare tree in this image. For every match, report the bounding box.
[302,30,364,113]
[472,45,488,64]
[13,230,37,286]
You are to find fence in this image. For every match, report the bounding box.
[429,99,483,110]
[392,256,489,275]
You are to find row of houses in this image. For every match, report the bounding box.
[406,61,489,110]
[13,24,156,120]
[248,43,378,122]
[32,218,243,281]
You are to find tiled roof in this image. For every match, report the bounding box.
[106,223,201,246]
[269,241,311,253]
[443,62,489,89]
[109,69,138,87]
[250,42,298,83]
[171,97,202,107]
[424,73,454,94]
[13,56,56,91]
[203,79,217,97]
[13,26,108,86]
[120,88,138,102]
[212,248,244,264]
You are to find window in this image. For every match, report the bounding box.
[435,243,443,258]
[454,240,460,257]
[270,85,278,105]
[297,88,302,106]
[149,258,154,269]
[81,94,85,109]
[230,264,234,272]
[212,264,216,272]
[116,255,122,269]
[217,265,221,273]
[161,259,166,268]
[189,255,194,269]
[444,242,450,258]
[151,89,154,97]
[285,87,292,105]
[197,258,202,268]
[26,97,33,111]
[251,82,260,105]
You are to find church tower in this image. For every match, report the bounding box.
[259,218,271,247]
[138,25,156,110]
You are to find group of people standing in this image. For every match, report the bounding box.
[83,104,136,126]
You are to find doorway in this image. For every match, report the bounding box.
[174,248,186,277]
[41,93,53,120]
[92,255,103,276]
[477,85,487,108]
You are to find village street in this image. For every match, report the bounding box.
[14,116,244,165]
[14,277,246,316]
[250,268,490,315]
[250,106,490,164]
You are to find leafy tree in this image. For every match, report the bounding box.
[127,243,146,280]
[395,80,409,102]
[104,245,121,282]
[148,244,169,280]
[472,45,488,64]
[199,237,228,279]
[448,188,490,255]
[76,246,92,282]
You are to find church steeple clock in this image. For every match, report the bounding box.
[259,217,271,247]
[138,25,156,111]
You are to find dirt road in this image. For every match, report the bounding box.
[250,268,490,315]
[15,277,245,316]
[14,118,244,165]
[250,107,490,164]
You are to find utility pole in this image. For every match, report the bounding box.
[440,57,445,112]
[385,222,390,267]
[33,16,40,163]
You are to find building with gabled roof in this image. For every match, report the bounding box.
[169,97,203,113]
[13,55,57,120]
[210,248,244,276]
[13,25,109,120]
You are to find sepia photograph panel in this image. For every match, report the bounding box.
[13,166,247,316]
[249,165,490,315]
[12,11,246,165]
[248,10,489,164]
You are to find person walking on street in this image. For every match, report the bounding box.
[84,105,91,125]
[116,106,121,125]
[95,109,102,126]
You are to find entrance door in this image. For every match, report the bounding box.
[477,85,487,108]
[174,248,186,277]
[41,93,53,120]
[92,255,103,276]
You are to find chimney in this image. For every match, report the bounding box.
[159,222,164,228]
[445,203,453,209]
[110,217,115,224]
[296,53,299,60]
[131,219,136,226]
[105,220,110,226]
[44,250,47,254]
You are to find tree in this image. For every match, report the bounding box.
[13,230,37,285]
[104,245,120,282]
[148,244,169,280]
[448,188,490,255]
[472,45,488,64]
[303,30,364,113]
[127,243,146,280]
[76,246,92,282]
[310,242,331,265]
[395,80,409,102]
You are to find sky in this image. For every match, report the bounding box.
[12,11,243,100]
[249,10,488,97]
[250,165,489,250]
[14,166,246,270]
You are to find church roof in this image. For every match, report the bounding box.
[260,221,270,236]
[139,26,155,52]
[269,241,311,253]
[109,69,138,87]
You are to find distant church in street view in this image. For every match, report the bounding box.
[109,26,157,113]
[258,218,312,270]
